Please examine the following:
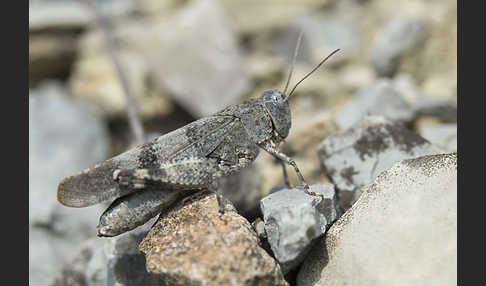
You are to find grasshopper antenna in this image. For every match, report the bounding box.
[286,48,341,99]
[282,31,304,97]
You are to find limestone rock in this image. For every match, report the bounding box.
[297,153,457,286]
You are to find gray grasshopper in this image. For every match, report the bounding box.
[57,34,339,237]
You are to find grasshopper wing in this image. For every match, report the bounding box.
[57,115,237,208]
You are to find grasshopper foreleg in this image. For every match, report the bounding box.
[259,142,323,198]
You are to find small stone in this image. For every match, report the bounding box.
[125,0,251,117]
[50,238,107,286]
[294,13,360,66]
[105,225,164,286]
[51,223,163,286]
[139,191,288,286]
[371,16,428,77]
[260,184,339,273]
[318,115,443,210]
[69,31,174,119]
[335,79,415,130]
[297,153,457,286]
[419,123,457,152]
[218,160,263,217]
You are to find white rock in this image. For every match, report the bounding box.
[420,123,457,152]
[335,79,415,130]
[297,153,457,286]
[29,82,109,286]
[125,0,251,117]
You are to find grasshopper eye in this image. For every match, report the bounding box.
[273,92,285,103]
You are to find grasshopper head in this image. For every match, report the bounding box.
[261,89,291,140]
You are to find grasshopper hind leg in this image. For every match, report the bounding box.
[113,157,222,191]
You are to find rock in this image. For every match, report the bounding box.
[51,222,163,286]
[125,0,251,117]
[29,82,109,286]
[335,79,415,130]
[29,1,94,32]
[297,153,457,286]
[412,96,457,122]
[419,123,457,152]
[219,160,263,218]
[260,112,337,194]
[294,12,360,66]
[50,238,107,286]
[371,16,428,77]
[219,0,329,34]
[28,0,135,82]
[69,30,174,119]
[139,191,288,286]
[318,115,443,210]
[259,184,340,273]
[105,224,165,286]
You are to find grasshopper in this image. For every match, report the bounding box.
[57,33,339,236]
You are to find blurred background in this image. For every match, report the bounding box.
[29,0,457,285]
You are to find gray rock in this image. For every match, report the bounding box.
[105,224,165,286]
[139,191,288,286]
[125,0,251,117]
[335,79,415,130]
[297,153,457,286]
[295,13,360,66]
[260,184,340,274]
[219,160,263,217]
[28,0,135,82]
[29,1,94,32]
[419,123,457,152]
[29,0,134,31]
[371,16,427,77]
[318,115,443,210]
[50,238,107,286]
[29,82,109,286]
[51,223,163,286]
[412,96,457,122]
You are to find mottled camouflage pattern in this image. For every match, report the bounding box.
[57,89,296,208]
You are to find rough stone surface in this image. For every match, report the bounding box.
[371,16,427,77]
[318,115,443,210]
[297,153,457,286]
[335,79,415,130]
[260,184,340,274]
[29,82,109,286]
[139,191,288,286]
